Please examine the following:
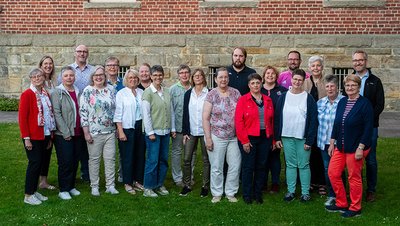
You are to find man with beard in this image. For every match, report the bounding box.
[227,47,256,95]
[278,50,310,89]
[351,50,384,202]
[138,63,152,90]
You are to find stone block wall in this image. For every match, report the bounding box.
[0,34,399,111]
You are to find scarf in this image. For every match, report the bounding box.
[30,84,56,130]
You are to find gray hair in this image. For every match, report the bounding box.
[89,65,107,87]
[324,74,338,86]
[352,49,368,60]
[308,55,324,67]
[29,68,44,78]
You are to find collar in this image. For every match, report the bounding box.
[149,83,163,93]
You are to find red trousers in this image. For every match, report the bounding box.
[328,149,369,211]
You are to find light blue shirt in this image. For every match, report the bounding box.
[356,70,369,96]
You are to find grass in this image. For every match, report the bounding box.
[0,122,399,225]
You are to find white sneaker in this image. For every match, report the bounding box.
[325,197,336,206]
[69,188,81,196]
[105,186,119,195]
[155,186,169,196]
[91,187,100,196]
[211,196,221,203]
[24,195,42,205]
[58,192,72,200]
[143,189,158,198]
[226,196,238,203]
[34,192,48,201]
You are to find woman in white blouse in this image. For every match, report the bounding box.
[114,69,144,194]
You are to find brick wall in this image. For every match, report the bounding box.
[1,1,399,34]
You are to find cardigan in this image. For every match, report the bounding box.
[235,93,274,145]
[274,91,318,146]
[19,89,46,140]
[331,96,373,153]
[182,87,209,136]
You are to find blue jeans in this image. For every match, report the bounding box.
[54,135,83,192]
[366,127,378,193]
[143,134,170,189]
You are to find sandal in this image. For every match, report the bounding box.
[318,186,327,196]
[40,184,57,190]
[125,185,136,195]
[134,182,144,191]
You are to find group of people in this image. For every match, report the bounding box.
[18,45,385,218]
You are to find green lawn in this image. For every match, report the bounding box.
[0,122,399,225]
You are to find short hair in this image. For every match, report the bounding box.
[38,55,55,79]
[140,63,151,70]
[324,74,338,86]
[232,47,247,58]
[262,65,280,84]
[215,67,228,78]
[151,65,164,75]
[29,68,44,78]
[122,69,139,87]
[287,50,302,60]
[344,74,361,87]
[89,65,107,87]
[60,66,75,77]
[190,68,207,87]
[292,69,306,80]
[104,56,120,66]
[248,73,262,83]
[308,55,324,67]
[177,64,191,75]
[352,49,368,60]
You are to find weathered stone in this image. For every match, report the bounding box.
[33,35,76,47]
[0,35,11,46]
[384,83,400,98]
[0,66,8,77]
[302,48,345,55]
[187,35,228,47]
[373,36,400,48]
[9,35,33,46]
[202,54,230,66]
[295,36,337,48]
[336,36,373,48]
[324,55,353,68]
[136,55,165,67]
[140,35,185,47]
[0,56,7,65]
[252,55,286,68]
[227,35,261,47]
[0,77,23,93]
[141,47,183,55]
[166,54,202,67]
[393,48,400,55]
[381,56,400,68]
[21,53,46,66]
[8,55,21,65]
[261,36,294,48]
[246,47,269,55]
[77,35,141,47]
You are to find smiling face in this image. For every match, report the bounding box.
[125,73,140,89]
[325,82,338,100]
[264,68,277,84]
[248,78,262,94]
[352,52,368,75]
[215,70,229,89]
[30,71,45,88]
[62,69,76,88]
[309,60,323,78]
[105,59,119,78]
[287,52,301,71]
[40,57,54,79]
[150,70,164,87]
[92,68,106,88]
[192,71,205,86]
[74,45,89,65]
[139,65,151,82]
[291,74,305,90]
[344,80,360,98]
[178,68,190,85]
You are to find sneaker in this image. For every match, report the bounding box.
[69,188,81,196]
[270,184,280,194]
[226,195,238,203]
[283,192,295,202]
[59,192,72,200]
[341,209,362,218]
[366,191,376,202]
[324,197,336,206]
[91,187,100,196]
[211,196,221,203]
[134,182,144,191]
[155,186,169,196]
[117,176,123,183]
[143,189,158,198]
[24,195,42,205]
[125,185,136,195]
[175,181,184,187]
[200,187,209,197]
[300,194,311,202]
[243,197,252,204]
[34,192,48,201]
[255,196,263,204]
[105,186,119,195]
[179,186,192,196]
[325,204,347,213]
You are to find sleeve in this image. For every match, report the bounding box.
[51,90,71,138]
[305,95,319,146]
[18,91,31,138]
[79,89,89,127]
[113,91,123,123]
[234,97,249,145]
[182,90,190,136]
[273,94,284,142]
[361,99,374,147]
[142,91,154,135]
[374,78,385,122]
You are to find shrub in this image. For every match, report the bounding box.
[0,96,19,111]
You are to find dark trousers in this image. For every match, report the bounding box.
[310,145,326,186]
[24,138,49,195]
[79,139,89,181]
[54,135,83,192]
[265,148,281,185]
[119,128,136,185]
[133,120,145,184]
[40,137,53,177]
[240,132,272,200]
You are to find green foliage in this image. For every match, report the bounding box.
[0,123,399,225]
[0,96,19,111]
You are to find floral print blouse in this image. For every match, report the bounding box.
[80,85,116,135]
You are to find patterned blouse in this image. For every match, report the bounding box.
[80,85,116,135]
[205,87,241,140]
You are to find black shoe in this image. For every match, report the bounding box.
[243,197,252,204]
[200,187,209,197]
[341,209,361,218]
[255,197,263,204]
[283,192,295,202]
[179,186,192,196]
[300,194,311,202]
[325,205,347,213]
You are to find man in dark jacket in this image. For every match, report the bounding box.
[352,50,385,202]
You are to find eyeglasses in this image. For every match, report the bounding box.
[288,58,300,62]
[76,50,88,54]
[352,59,365,63]
[292,78,304,82]
[106,64,119,67]
[30,74,43,79]
[179,71,190,75]
[93,73,105,77]
[345,84,359,88]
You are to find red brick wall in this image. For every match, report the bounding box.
[1,0,399,34]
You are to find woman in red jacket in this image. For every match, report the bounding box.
[19,68,56,205]
[235,73,274,204]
